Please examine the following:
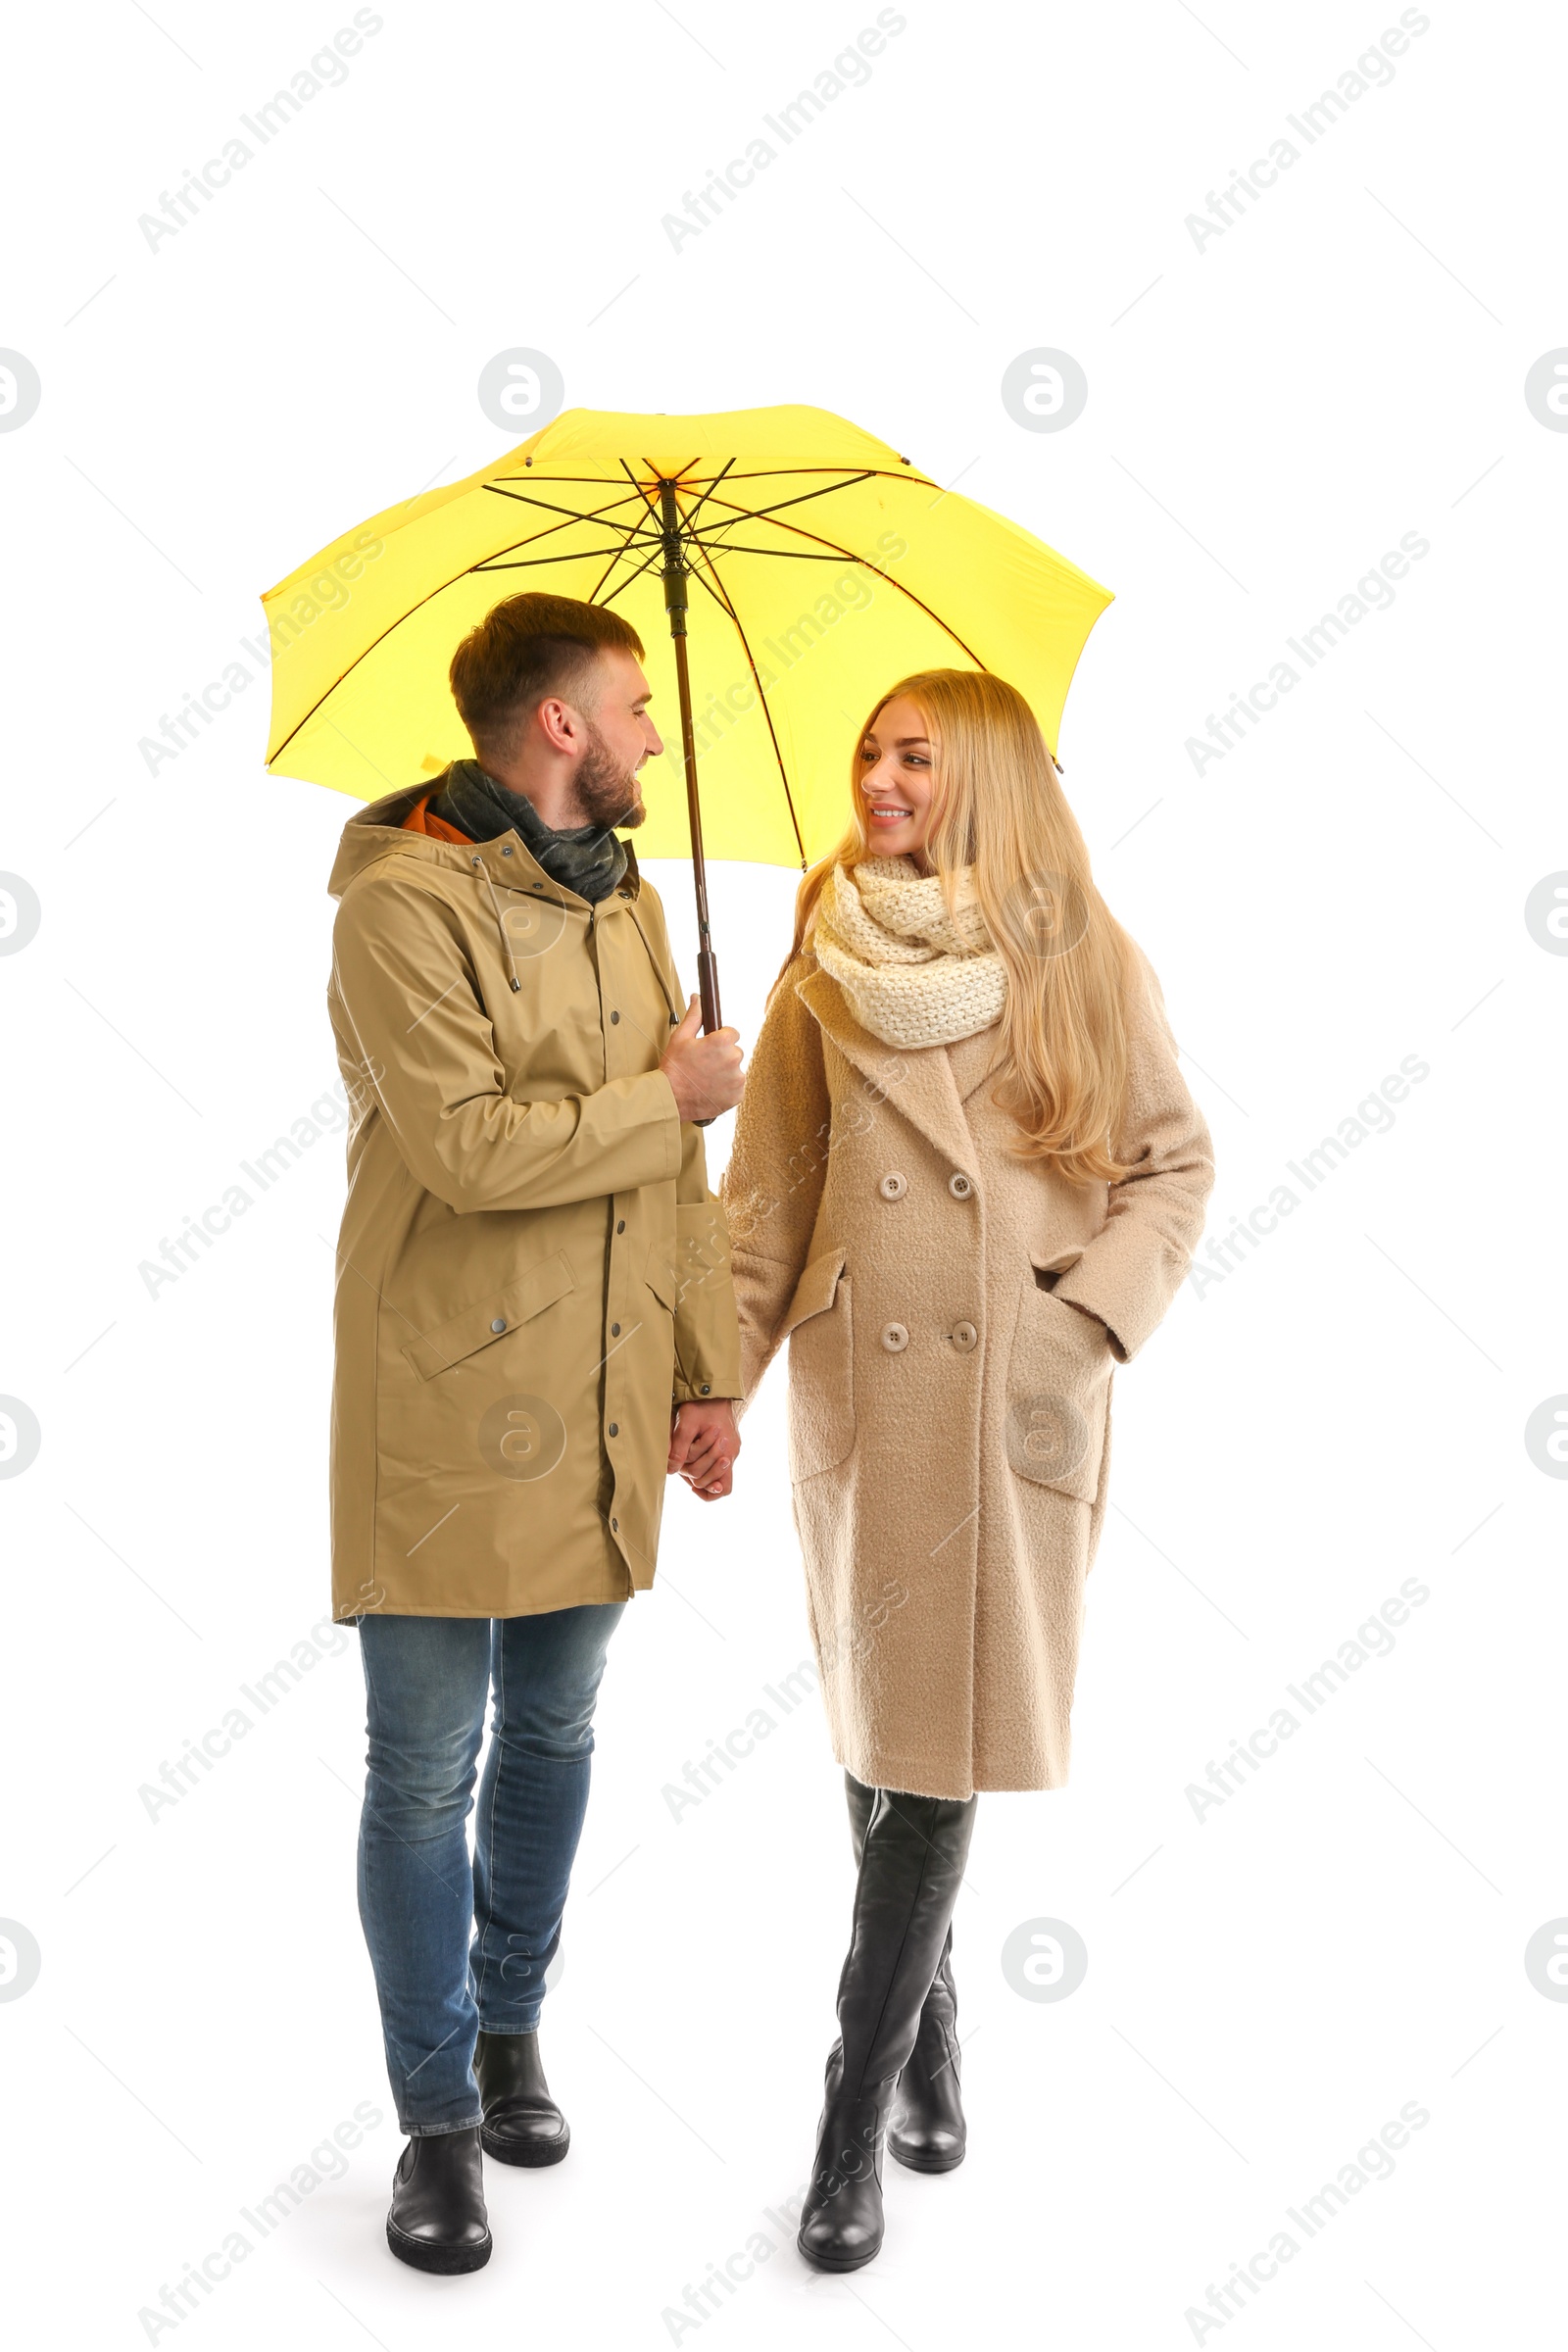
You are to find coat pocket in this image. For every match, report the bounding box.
[781,1246,855,1482]
[1003,1277,1112,1501]
[644,1237,679,1315]
[401,1250,576,1381]
[645,1201,732,1317]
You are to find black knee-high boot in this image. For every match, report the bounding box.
[797,1779,977,2272]
[845,1771,968,2174]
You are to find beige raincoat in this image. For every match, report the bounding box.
[325,783,740,1621]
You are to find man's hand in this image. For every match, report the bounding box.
[660,998,745,1123]
[667,1398,740,1499]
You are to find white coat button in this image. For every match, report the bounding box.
[881,1322,909,1352]
[952,1320,978,1351]
[490,1318,508,1334]
[949,1171,974,1200]
[879,1172,907,1201]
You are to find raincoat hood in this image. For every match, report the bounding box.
[327,782,646,1002]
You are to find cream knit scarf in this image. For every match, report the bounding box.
[809,856,1006,1050]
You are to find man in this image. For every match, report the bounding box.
[325,591,745,2274]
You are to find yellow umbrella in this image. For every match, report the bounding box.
[264,403,1112,1024]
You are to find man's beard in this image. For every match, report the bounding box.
[569,721,646,831]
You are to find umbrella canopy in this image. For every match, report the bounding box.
[263,404,1113,870]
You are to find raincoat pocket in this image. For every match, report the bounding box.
[644,1239,679,1315]
[401,1250,577,1381]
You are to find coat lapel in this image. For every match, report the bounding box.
[946,1022,1007,1106]
[796,965,979,1175]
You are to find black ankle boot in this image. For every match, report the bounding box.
[888,1940,965,2172]
[385,2128,491,2274]
[475,2029,569,2166]
[797,1783,977,2272]
[846,1774,968,2175]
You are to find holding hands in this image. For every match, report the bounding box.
[667,1398,740,1499]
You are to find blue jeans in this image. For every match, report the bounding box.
[356,1604,625,2135]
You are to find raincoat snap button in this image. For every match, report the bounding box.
[501,845,514,857]
[611,1010,620,1023]
[878,1172,907,1201]
[616,1219,625,1234]
[953,1320,978,1351]
[490,1318,507,1334]
[949,1172,974,1200]
[611,1322,621,1337]
[699,1384,710,1396]
[609,1422,618,1437]
[881,1322,909,1352]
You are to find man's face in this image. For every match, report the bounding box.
[571,646,662,830]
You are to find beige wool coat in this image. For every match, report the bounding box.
[720,952,1213,1800]
[325,784,740,1622]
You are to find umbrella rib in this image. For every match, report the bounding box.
[657,543,884,561]
[693,470,878,534]
[268,566,475,768]
[595,537,670,605]
[485,477,658,526]
[669,454,738,535]
[617,456,662,514]
[670,465,935,489]
[682,544,808,870]
[690,497,990,667]
[481,480,663,549]
[473,545,662,570]
[266,514,650,764]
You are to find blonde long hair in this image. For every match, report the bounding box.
[781,669,1138,1185]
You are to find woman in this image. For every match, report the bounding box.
[720,669,1214,2272]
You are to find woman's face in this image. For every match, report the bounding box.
[858,695,937,863]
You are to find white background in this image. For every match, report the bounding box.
[2,1,1564,2345]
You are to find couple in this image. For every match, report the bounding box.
[325,590,1213,2277]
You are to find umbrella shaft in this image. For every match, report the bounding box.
[660,479,722,1037]
[677,629,721,1035]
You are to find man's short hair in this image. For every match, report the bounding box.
[449,593,645,758]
